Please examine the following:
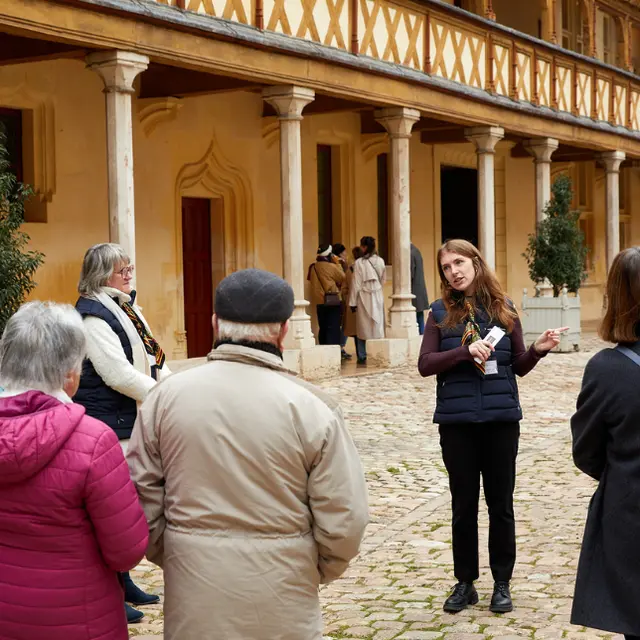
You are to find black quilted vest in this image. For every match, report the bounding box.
[73,295,137,439]
[430,299,522,425]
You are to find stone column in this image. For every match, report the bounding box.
[86,51,149,265]
[465,126,504,270]
[374,107,420,339]
[263,85,316,350]
[524,138,559,225]
[598,151,626,271]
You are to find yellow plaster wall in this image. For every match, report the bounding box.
[504,156,536,308]
[0,59,109,305]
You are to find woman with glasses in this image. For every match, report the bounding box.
[73,243,170,624]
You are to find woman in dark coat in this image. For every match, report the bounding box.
[571,247,640,640]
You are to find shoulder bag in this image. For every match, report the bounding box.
[615,344,640,366]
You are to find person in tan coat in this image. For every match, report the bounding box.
[127,268,369,640]
[308,244,345,346]
[342,246,363,345]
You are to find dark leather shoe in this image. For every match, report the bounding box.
[443,582,478,613]
[125,603,144,624]
[490,581,513,613]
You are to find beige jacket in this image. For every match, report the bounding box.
[127,345,368,640]
[308,259,345,306]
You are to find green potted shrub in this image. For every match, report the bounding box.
[521,174,587,352]
[0,135,45,335]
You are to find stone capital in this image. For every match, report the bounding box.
[262,85,315,121]
[597,150,626,173]
[523,137,559,164]
[464,126,504,154]
[86,51,149,94]
[374,107,420,138]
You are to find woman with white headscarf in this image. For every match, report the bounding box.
[308,243,345,348]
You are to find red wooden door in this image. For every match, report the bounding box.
[182,197,214,358]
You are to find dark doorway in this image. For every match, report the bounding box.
[182,197,214,358]
[377,153,390,264]
[440,166,479,247]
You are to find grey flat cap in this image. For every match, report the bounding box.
[215,269,294,324]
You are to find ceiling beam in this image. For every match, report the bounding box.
[511,141,596,162]
[138,64,259,99]
[0,33,84,65]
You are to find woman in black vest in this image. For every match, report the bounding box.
[571,248,640,640]
[74,243,170,624]
[418,239,566,614]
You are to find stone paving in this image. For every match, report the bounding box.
[130,334,623,639]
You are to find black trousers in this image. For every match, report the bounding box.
[316,304,342,346]
[439,421,520,583]
[625,636,640,639]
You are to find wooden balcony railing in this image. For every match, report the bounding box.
[150,0,640,133]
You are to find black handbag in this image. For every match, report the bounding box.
[314,265,342,306]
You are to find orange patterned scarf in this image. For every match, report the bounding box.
[461,299,485,375]
[121,302,166,369]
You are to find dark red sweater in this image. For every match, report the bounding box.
[418,312,544,378]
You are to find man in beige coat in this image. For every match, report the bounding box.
[127,268,369,640]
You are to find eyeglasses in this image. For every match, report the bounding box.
[115,265,135,277]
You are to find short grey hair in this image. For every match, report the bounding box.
[78,243,129,297]
[0,302,86,394]
[217,319,283,344]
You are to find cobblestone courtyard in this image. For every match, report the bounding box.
[130,337,621,639]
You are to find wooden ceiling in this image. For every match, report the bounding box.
[0,33,85,65]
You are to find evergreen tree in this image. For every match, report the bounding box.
[0,135,45,335]
[523,174,587,297]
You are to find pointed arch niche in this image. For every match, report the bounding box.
[173,135,255,358]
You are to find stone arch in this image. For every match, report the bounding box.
[172,134,255,357]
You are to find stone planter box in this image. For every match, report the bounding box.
[521,287,581,352]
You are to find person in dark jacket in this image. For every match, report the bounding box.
[411,243,429,334]
[418,239,565,615]
[73,243,169,624]
[570,247,640,640]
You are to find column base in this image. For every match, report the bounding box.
[387,305,420,339]
[283,345,341,380]
[366,336,422,368]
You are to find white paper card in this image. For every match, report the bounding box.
[473,326,506,364]
[484,326,506,347]
[485,360,498,375]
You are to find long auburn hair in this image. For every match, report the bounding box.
[437,239,517,333]
[599,246,640,343]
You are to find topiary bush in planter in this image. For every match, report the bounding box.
[521,174,587,352]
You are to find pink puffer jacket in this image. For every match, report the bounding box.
[0,391,149,640]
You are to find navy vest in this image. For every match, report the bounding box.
[431,299,522,425]
[73,296,138,439]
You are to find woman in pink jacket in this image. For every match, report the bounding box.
[0,301,150,640]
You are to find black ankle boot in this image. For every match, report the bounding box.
[121,571,160,606]
[125,603,144,624]
[490,581,513,613]
[443,582,478,613]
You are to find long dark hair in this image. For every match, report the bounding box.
[437,239,517,333]
[600,246,640,343]
[360,236,376,257]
